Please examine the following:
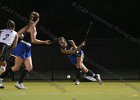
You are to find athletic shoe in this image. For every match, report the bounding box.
[95,74,102,85]
[0,78,4,89]
[15,82,27,89]
[75,80,80,85]
[84,74,97,82]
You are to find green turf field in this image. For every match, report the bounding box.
[0,81,140,100]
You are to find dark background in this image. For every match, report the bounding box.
[0,0,140,80]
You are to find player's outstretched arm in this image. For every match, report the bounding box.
[60,41,85,55]
[71,41,85,54]
[29,24,51,45]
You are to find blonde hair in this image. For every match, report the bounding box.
[29,11,39,22]
[58,37,65,41]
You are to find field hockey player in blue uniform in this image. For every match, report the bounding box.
[58,37,102,85]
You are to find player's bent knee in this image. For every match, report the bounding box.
[12,66,21,71]
[82,68,88,73]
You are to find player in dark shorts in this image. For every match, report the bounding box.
[0,11,51,89]
[0,20,18,77]
[58,37,102,85]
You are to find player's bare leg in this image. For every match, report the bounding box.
[15,57,32,89]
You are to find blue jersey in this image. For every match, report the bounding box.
[66,41,84,65]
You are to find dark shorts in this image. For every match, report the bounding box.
[0,42,10,61]
[12,41,31,59]
[68,49,84,65]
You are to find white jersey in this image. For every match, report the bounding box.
[0,29,17,46]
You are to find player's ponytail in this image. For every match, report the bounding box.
[29,11,39,23]
[6,20,15,30]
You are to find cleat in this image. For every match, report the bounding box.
[75,80,80,85]
[84,74,97,82]
[95,74,102,85]
[15,82,27,89]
